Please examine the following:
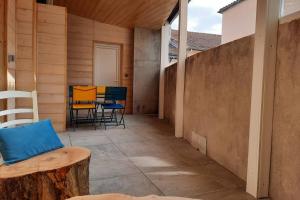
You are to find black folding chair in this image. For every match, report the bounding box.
[101,87,127,129]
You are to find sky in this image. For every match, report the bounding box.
[171,0,234,35]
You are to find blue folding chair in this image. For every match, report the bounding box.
[101,87,127,129]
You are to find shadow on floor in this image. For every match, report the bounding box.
[60,115,254,200]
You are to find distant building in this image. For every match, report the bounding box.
[218,0,257,44]
[169,30,221,62]
[218,0,300,44]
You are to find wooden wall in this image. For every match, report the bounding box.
[67,14,93,86]
[68,14,134,113]
[6,0,16,90]
[37,4,67,132]
[5,0,16,121]
[15,0,36,118]
[0,2,67,131]
[0,0,5,121]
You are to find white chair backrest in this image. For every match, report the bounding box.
[0,91,39,128]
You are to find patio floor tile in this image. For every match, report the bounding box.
[90,173,162,196]
[65,115,254,200]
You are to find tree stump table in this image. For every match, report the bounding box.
[0,147,91,200]
[67,194,199,200]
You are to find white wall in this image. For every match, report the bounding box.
[221,0,300,44]
[221,0,257,44]
[284,0,300,16]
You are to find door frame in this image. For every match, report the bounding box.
[92,41,123,86]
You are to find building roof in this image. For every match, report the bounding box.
[218,0,246,14]
[171,30,221,50]
[169,30,221,58]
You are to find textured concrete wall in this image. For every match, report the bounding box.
[164,13,300,197]
[270,17,300,200]
[164,63,177,126]
[133,28,161,114]
[184,36,254,180]
[164,36,254,180]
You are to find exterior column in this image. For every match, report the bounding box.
[159,23,171,119]
[246,0,281,198]
[175,0,188,138]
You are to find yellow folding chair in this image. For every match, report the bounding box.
[97,86,106,97]
[71,86,97,130]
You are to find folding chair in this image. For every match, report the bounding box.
[70,86,97,130]
[101,87,127,129]
[97,86,106,98]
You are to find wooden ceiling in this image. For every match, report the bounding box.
[53,0,178,30]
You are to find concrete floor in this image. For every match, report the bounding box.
[60,115,254,200]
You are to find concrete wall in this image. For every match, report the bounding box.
[184,36,254,180]
[269,17,300,200]
[133,28,161,114]
[164,11,300,198]
[164,36,254,180]
[164,63,176,126]
[221,0,257,44]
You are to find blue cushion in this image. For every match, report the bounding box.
[102,103,124,109]
[0,120,64,165]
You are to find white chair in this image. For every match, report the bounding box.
[0,90,39,128]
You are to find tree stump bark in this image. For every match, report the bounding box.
[0,147,91,200]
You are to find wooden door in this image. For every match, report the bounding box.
[94,43,120,86]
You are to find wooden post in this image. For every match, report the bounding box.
[246,0,281,198]
[175,0,188,138]
[159,23,171,119]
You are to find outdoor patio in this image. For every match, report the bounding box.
[1,0,300,199]
[60,115,253,200]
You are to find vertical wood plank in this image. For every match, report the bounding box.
[15,0,37,120]
[37,4,67,132]
[5,0,16,121]
[0,0,5,122]
[246,0,281,198]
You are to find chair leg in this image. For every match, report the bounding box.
[110,109,114,122]
[100,107,103,128]
[93,108,97,130]
[69,107,72,126]
[113,109,118,126]
[76,110,79,128]
[103,108,107,130]
[119,108,126,129]
[72,109,76,131]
